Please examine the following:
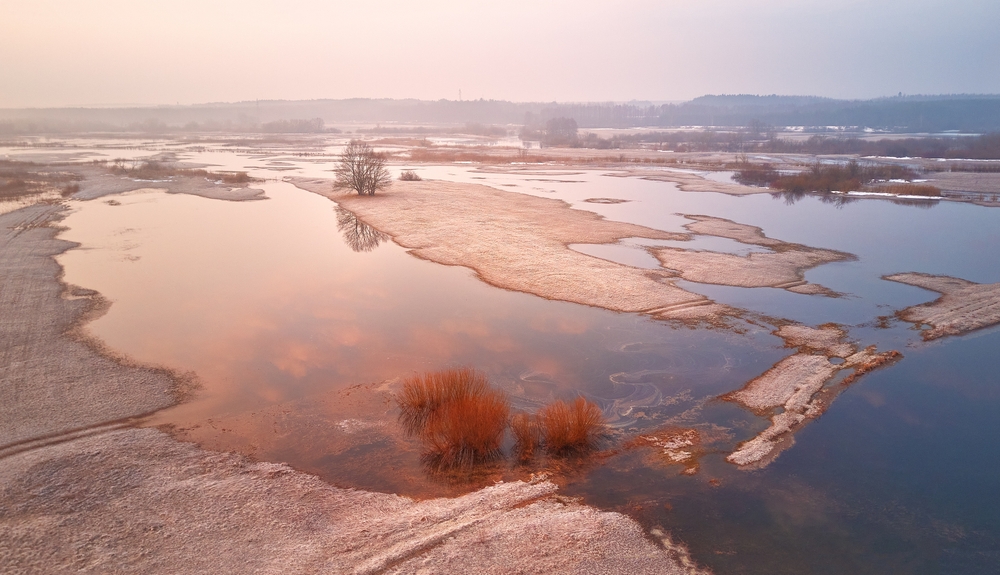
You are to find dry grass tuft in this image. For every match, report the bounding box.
[538,397,606,455]
[397,368,489,434]
[399,169,422,181]
[880,183,941,197]
[397,368,510,468]
[422,392,510,468]
[510,412,542,460]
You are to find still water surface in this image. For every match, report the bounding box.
[50,146,1000,574]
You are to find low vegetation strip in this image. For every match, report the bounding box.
[397,369,607,467]
[885,273,1000,340]
[734,160,938,195]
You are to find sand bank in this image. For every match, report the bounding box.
[291,177,735,324]
[722,325,900,467]
[651,216,854,296]
[885,273,1000,340]
[1,428,704,575]
[0,204,176,450]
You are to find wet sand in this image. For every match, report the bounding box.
[885,273,1000,339]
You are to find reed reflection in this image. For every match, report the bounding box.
[336,206,388,252]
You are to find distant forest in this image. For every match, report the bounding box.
[2,94,1000,134]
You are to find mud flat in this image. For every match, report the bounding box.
[885,273,1000,340]
[722,325,900,467]
[651,216,855,296]
[0,190,704,573]
[291,178,735,324]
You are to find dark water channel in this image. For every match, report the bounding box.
[56,157,1000,574]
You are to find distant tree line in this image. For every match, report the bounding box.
[4,94,1000,134]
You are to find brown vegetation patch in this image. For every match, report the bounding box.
[538,397,606,455]
[879,183,942,197]
[0,160,81,201]
[885,272,1000,340]
[397,368,510,468]
[510,412,542,460]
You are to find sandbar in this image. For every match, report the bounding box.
[885,272,1000,340]
[722,325,900,467]
[651,216,854,296]
[290,177,735,324]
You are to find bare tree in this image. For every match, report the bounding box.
[334,140,391,195]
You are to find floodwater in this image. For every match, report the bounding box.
[37,140,1000,573]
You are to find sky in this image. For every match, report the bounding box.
[1,0,999,108]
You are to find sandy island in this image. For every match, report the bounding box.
[291,177,736,324]
[885,273,1000,340]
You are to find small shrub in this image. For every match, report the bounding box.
[396,368,510,469]
[538,397,605,455]
[219,171,253,184]
[397,368,490,434]
[422,392,510,468]
[399,169,422,181]
[733,163,778,187]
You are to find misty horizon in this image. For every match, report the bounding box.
[3,1,999,108]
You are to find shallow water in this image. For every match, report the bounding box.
[33,140,1000,573]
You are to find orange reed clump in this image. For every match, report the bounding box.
[422,391,510,468]
[396,368,510,468]
[397,368,491,435]
[538,397,606,454]
[510,412,542,460]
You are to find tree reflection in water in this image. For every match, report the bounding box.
[335,206,389,252]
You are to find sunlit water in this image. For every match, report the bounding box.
[20,139,1000,573]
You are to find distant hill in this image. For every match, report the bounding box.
[2,94,1000,134]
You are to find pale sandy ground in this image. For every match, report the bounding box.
[885,273,1000,340]
[290,177,735,325]
[0,185,704,573]
[651,215,853,296]
[722,325,900,467]
[2,428,704,575]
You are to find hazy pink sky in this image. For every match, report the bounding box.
[2,0,998,107]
